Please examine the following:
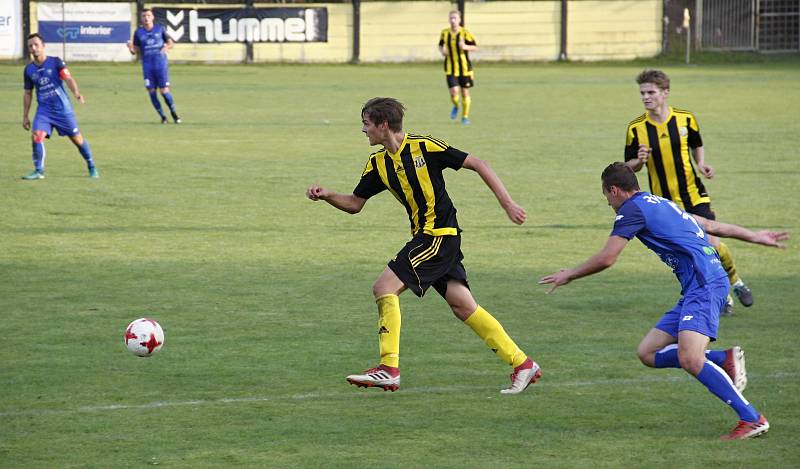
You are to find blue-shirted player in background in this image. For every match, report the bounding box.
[539,162,788,440]
[127,8,181,124]
[22,33,98,180]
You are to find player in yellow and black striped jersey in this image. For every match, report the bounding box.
[438,10,477,124]
[306,97,540,394]
[624,69,754,315]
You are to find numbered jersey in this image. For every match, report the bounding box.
[610,191,727,291]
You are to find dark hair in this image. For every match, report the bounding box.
[636,69,670,90]
[142,8,153,13]
[27,33,44,44]
[361,97,405,132]
[602,162,640,192]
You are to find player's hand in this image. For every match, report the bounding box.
[504,201,526,225]
[538,269,572,294]
[753,230,789,248]
[75,94,85,104]
[306,184,329,201]
[699,163,714,179]
[22,116,31,130]
[637,145,651,163]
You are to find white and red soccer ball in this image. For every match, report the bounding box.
[124,318,164,357]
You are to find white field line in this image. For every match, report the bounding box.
[1,371,797,418]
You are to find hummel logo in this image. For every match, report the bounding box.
[378,326,389,334]
[615,215,624,221]
[682,315,693,321]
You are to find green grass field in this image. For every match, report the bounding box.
[1,59,799,467]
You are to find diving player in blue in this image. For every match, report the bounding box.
[539,163,788,440]
[127,8,181,124]
[22,33,98,180]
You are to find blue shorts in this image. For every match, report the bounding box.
[655,277,729,341]
[143,64,170,89]
[33,111,80,137]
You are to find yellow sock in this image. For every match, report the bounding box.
[376,294,401,368]
[450,94,460,107]
[462,96,472,118]
[464,306,527,367]
[716,242,740,284]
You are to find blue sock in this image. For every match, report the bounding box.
[654,344,680,368]
[78,141,95,169]
[149,91,165,117]
[32,141,45,172]
[162,92,176,113]
[696,361,759,422]
[705,350,726,366]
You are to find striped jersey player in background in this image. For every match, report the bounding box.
[438,10,478,125]
[624,69,752,316]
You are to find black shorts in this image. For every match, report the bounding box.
[446,75,474,89]
[685,203,716,220]
[388,233,469,298]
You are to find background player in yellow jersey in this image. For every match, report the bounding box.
[438,10,477,125]
[306,97,540,394]
[624,69,752,316]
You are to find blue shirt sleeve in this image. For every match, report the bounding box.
[23,66,33,90]
[610,201,646,240]
[133,29,141,48]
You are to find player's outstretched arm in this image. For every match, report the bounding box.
[694,215,789,248]
[306,184,366,214]
[461,155,526,224]
[539,236,629,294]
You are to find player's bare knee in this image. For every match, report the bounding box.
[636,347,656,367]
[448,302,472,320]
[372,281,394,298]
[32,131,46,143]
[677,352,704,375]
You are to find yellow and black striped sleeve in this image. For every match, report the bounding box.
[624,114,647,161]
[353,152,387,200]
[414,134,468,170]
[684,111,703,148]
[463,29,476,46]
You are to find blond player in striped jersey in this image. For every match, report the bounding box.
[307,97,539,394]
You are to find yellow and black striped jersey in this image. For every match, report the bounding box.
[438,27,476,78]
[625,107,709,209]
[354,133,468,236]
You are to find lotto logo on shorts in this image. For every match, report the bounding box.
[682,315,693,321]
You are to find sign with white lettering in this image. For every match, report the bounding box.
[154,7,328,43]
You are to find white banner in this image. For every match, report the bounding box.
[37,2,132,21]
[37,2,134,62]
[0,0,22,58]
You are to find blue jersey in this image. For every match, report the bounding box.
[610,192,727,292]
[23,57,74,116]
[132,24,169,70]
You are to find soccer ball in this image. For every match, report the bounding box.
[124,318,165,357]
